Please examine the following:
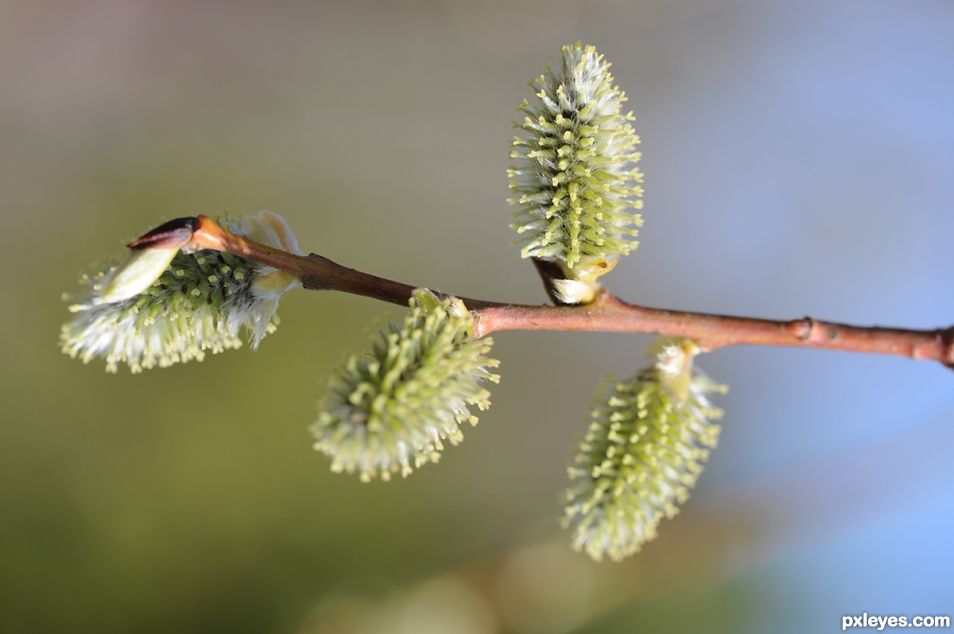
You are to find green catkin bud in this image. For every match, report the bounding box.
[60,211,301,373]
[562,339,727,562]
[311,289,501,482]
[508,43,644,302]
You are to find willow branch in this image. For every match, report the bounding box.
[474,295,954,366]
[130,215,954,369]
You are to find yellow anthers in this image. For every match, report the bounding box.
[509,43,643,302]
[60,211,301,373]
[562,338,727,562]
[311,289,501,482]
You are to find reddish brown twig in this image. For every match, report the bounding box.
[472,294,954,364]
[139,215,954,369]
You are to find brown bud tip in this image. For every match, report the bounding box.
[127,217,198,250]
[532,257,576,306]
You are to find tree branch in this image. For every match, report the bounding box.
[473,294,954,365]
[132,215,954,370]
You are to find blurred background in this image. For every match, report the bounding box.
[2,1,953,632]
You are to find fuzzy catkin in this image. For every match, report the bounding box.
[563,341,726,562]
[509,43,644,281]
[60,211,300,372]
[311,289,500,482]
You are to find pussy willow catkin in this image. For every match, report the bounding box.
[60,211,300,372]
[563,340,726,561]
[311,289,501,482]
[509,43,643,301]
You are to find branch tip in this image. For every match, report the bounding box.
[940,325,954,368]
[127,217,198,250]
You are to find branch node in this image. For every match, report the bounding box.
[794,316,816,341]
